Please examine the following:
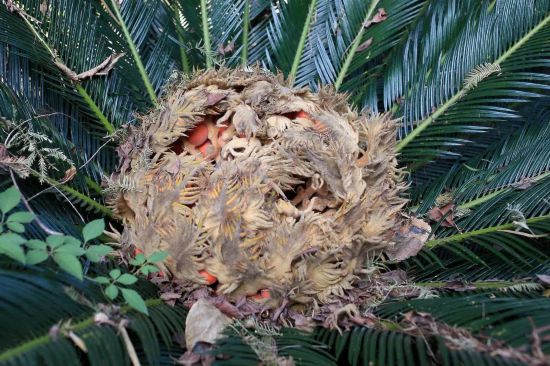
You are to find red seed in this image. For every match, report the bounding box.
[295,110,310,119]
[187,123,209,146]
[199,270,217,285]
[134,248,143,256]
[249,289,271,301]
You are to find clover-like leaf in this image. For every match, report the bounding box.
[7,211,35,224]
[82,219,105,243]
[121,288,148,315]
[85,245,112,262]
[146,251,168,263]
[116,273,138,285]
[46,235,66,248]
[53,253,83,280]
[63,236,81,247]
[0,242,26,263]
[109,268,121,280]
[129,253,146,266]
[55,244,85,256]
[6,222,25,233]
[26,249,49,264]
[140,264,159,276]
[105,284,119,300]
[94,276,111,285]
[0,233,26,246]
[26,239,47,250]
[0,187,21,214]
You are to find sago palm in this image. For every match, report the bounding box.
[0,0,549,365]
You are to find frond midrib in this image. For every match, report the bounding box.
[395,11,550,152]
[0,298,163,362]
[426,214,550,248]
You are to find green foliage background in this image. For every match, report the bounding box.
[0,0,549,365]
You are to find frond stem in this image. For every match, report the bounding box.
[85,177,104,195]
[417,279,540,290]
[177,32,191,74]
[334,0,379,91]
[426,214,550,248]
[75,85,115,134]
[0,299,163,362]
[200,0,212,68]
[458,172,550,210]
[288,0,317,83]
[55,181,113,218]
[34,171,113,217]
[396,11,550,152]
[13,4,114,133]
[109,0,158,105]
[241,0,250,67]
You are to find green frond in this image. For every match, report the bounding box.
[378,294,550,352]
[1,1,550,364]
[390,0,550,164]
[214,327,337,366]
[0,260,186,366]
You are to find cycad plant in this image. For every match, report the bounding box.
[1,0,549,365]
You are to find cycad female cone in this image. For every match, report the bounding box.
[110,68,425,316]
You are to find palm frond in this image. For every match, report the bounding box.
[0,259,186,366]
[214,326,337,366]
[390,0,550,165]
[378,294,550,353]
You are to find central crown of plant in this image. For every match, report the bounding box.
[109,67,419,316]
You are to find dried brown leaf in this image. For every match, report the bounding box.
[39,0,48,15]
[185,299,232,350]
[61,166,77,183]
[512,177,535,190]
[5,0,15,12]
[68,331,88,352]
[386,218,431,261]
[363,8,388,28]
[536,274,550,286]
[356,38,373,52]
[160,292,182,301]
[442,280,476,292]
[217,42,234,56]
[76,53,125,80]
[55,53,125,81]
[372,8,388,23]
[428,203,456,227]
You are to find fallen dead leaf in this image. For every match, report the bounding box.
[55,53,125,81]
[40,0,48,15]
[185,299,232,350]
[386,217,431,261]
[160,292,182,301]
[5,0,15,12]
[61,166,77,183]
[0,144,7,159]
[356,38,373,52]
[364,8,388,28]
[536,274,550,286]
[428,203,456,227]
[217,42,234,56]
[512,177,535,190]
[442,280,476,292]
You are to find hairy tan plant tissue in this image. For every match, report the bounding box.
[108,68,428,326]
